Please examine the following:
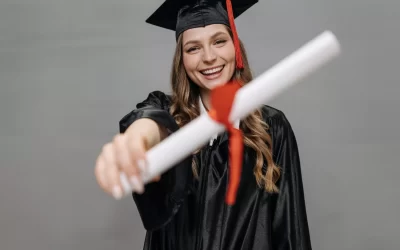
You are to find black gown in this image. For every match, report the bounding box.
[119,91,312,250]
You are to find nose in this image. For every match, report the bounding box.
[202,46,217,64]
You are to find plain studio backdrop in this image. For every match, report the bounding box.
[1,0,399,249]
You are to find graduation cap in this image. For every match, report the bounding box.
[146,0,259,69]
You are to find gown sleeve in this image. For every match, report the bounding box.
[119,91,192,232]
[269,110,313,250]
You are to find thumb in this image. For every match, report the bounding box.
[151,175,161,182]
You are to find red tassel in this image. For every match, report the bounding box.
[226,0,243,69]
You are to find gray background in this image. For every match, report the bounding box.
[1,0,399,249]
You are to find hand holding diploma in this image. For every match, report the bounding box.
[94,118,165,199]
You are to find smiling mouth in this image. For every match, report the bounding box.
[200,65,224,75]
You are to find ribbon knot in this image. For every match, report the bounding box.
[208,81,243,205]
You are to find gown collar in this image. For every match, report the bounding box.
[198,97,240,146]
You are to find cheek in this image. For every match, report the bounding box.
[227,45,237,74]
[218,45,236,77]
[183,54,202,86]
[220,43,236,63]
[183,54,198,73]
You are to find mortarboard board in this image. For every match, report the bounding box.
[146,0,259,69]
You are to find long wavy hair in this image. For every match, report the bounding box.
[169,27,280,193]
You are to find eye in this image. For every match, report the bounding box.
[215,39,227,45]
[187,46,199,53]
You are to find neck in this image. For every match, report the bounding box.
[199,88,211,111]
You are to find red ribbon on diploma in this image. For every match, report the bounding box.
[208,80,243,205]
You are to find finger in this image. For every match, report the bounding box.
[95,155,109,192]
[119,172,132,195]
[106,163,124,199]
[125,134,146,192]
[112,135,144,194]
[113,134,135,175]
[151,175,161,182]
[126,133,147,167]
[102,142,116,166]
[102,143,123,199]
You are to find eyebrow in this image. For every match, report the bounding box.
[183,31,228,47]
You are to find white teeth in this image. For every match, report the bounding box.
[201,66,223,75]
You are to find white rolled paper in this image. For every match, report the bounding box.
[124,30,341,194]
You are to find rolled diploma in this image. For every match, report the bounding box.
[132,30,341,187]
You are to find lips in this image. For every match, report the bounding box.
[200,65,224,75]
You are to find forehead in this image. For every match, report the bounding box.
[182,24,229,42]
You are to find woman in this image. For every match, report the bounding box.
[95,0,312,249]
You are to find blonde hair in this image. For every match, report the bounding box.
[169,27,280,193]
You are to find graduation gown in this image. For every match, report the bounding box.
[119,91,312,250]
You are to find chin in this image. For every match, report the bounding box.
[206,80,227,90]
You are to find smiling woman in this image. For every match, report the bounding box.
[94,0,313,249]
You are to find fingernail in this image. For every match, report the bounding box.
[130,176,144,194]
[137,159,146,172]
[119,172,131,194]
[112,186,122,200]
